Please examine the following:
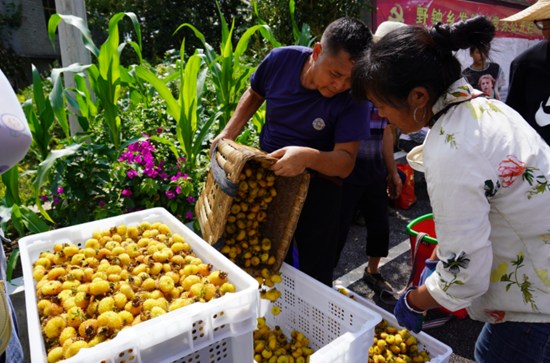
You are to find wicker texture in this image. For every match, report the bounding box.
[195,139,310,276]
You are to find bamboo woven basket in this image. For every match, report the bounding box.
[195,139,310,277]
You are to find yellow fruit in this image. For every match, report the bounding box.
[48,346,64,363]
[78,319,98,338]
[89,280,110,295]
[64,340,89,359]
[97,311,122,330]
[59,326,77,345]
[272,306,281,315]
[44,316,66,338]
[220,283,235,295]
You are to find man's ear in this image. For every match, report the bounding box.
[312,42,322,61]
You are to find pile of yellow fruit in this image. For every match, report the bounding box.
[255,268,283,315]
[254,318,314,363]
[221,160,278,268]
[370,320,431,363]
[32,221,236,363]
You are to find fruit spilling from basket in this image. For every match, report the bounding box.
[370,320,431,363]
[254,318,314,363]
[32,221,236,363]
[221,160,278,268]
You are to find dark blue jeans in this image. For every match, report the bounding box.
[475,321,550,362]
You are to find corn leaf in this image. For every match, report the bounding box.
[215,0,230,47]
[135,67,181,121]
[50,63,92,140]
[192,111,223,158]
[127,41,143,65]
[19,206,50,234]
[47,14,99,57]
[289,0,301,43]
[32,65,46,114]
[1,165,21,207]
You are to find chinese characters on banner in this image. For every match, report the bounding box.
[376,0,544,40]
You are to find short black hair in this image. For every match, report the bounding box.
[321,17,373,61]
[352,16,495,108]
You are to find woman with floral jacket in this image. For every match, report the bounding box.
[351,17,550,362]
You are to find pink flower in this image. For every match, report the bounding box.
[177,163,180,168]
[40,195,48,202]
[176,186,182,194]
[166,190,176,200]
[182,174,189,179]
[498,155,526,188]
[171,176,178,182]
[159,161,164,168]
[54,197,60,204]
[128,170,138,179]
[186,211,193,219]
[160,172,167,180]
[143,133,150,137]
[122,189,132,197]
[57,187,64,194]
[99,201,105,207]
[157,127,163,133]
[188,195,196,204]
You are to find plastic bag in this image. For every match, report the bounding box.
[394,164,416,209]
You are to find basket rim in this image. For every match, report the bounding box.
[406,213,438,245]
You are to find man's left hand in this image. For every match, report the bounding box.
[268,147,311,177]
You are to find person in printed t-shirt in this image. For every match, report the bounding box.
[504,0,550,145]
[461,46,505,100]
[211,18,373,286]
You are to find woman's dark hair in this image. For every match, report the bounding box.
[351,16,495,109]
[322,17,373,61]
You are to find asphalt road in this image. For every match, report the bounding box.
[333,170,484,363]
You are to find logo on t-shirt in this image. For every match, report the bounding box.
[312,118,325,131]
[535,95,550,128]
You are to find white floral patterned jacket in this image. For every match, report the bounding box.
[423,78,550,324]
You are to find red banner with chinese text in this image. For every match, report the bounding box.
[376,0,544,40]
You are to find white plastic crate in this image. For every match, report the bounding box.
[258,263,382,363]
[19,207,259,363]
[333,286,452,363]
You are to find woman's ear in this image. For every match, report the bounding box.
[408,87,431,109]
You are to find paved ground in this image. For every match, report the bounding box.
[333,168,484,363]
[9,163,483,363]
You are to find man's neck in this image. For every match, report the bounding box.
[300,55,317,90]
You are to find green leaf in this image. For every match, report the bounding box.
[31,64,46,114]
[289,0,301,43]
[135,67,181,121]
[19,206,50,233]
[0,206,13,231]
[1,165,21,207]
[6,249,19,283]
[215,0,230,47]
[11,205,25,238]
[148,136,180,160]
[50,63,92,140]
[48,14,99,57]
[33,143,82,222]
[127,41,143,65]
[506,283,512,292]
[124,12,142,51]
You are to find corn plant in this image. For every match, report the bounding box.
[174,1,275,130]
[136,40,221,167]
[289,0,317,47]
[22,65,56,161]
[48,12,142,150]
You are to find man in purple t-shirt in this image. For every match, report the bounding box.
[211,18,372,286]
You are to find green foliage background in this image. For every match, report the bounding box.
[254,0,371,46]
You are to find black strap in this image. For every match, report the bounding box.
[211,143,239,198]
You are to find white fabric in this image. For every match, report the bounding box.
[423,78,550,324]
[0,68,32,175]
